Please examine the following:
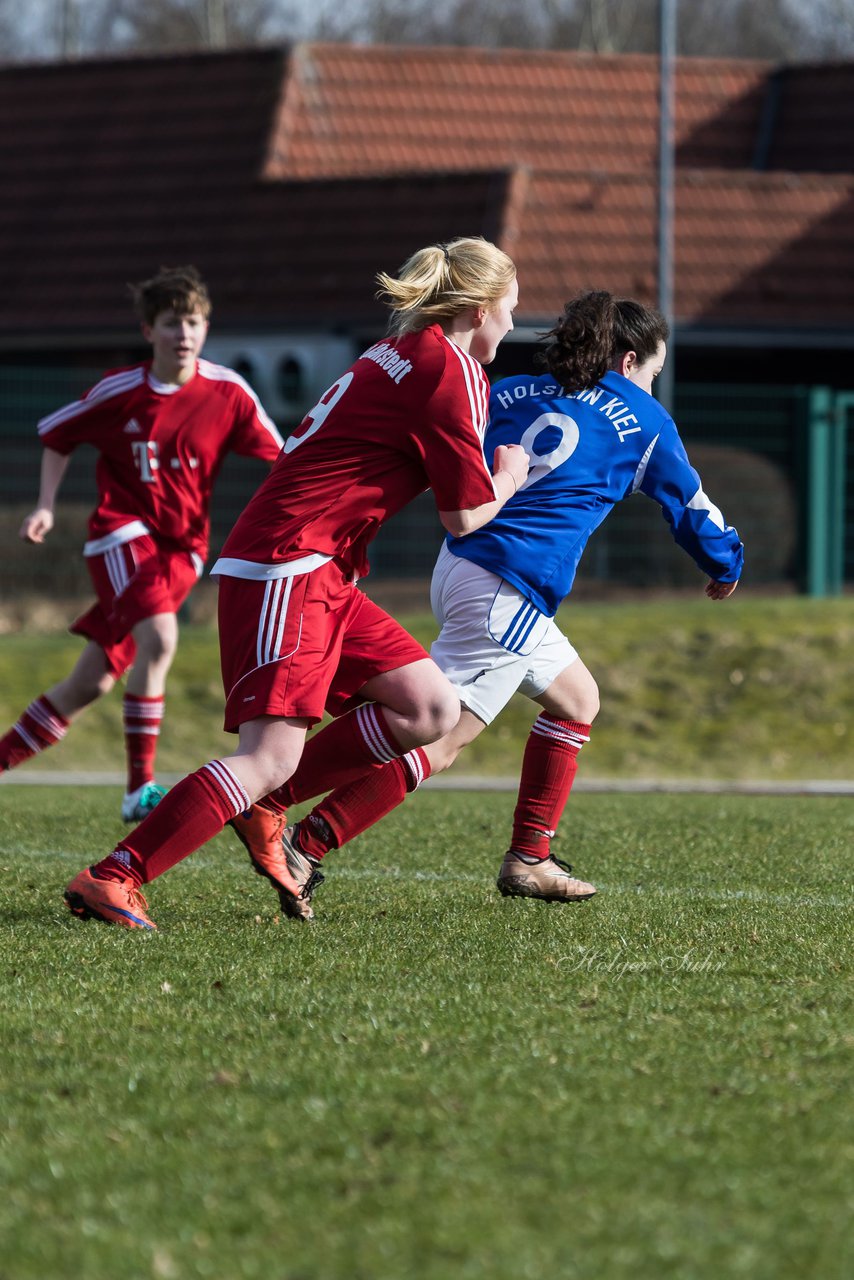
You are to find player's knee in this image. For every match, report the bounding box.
[240,755,299,802]
[143,632,177,666]
[134,617,178,667]
[565,689,599,727]
[94,671,117,700]
[579,680,600,724]
[420,685,461,743]
[553,663,600,725]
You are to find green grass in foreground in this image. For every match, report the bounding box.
[1,593,852,781]
[0,786,852,1280]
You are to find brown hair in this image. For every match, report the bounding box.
[129,265,212,326]
[375,236,516,336]
[537,290,669,391]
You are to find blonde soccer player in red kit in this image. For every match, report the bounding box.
[0,266,283,821]
[64,237,529,928]
[233,291,744,919]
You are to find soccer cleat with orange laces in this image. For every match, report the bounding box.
[65,867,157,930]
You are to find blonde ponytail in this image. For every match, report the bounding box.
[376,237,516,336]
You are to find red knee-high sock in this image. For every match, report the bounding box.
[0,695,70,771]
[93,760,251,886]
[123,694,164,792]
[266,704,406,813]
[297,748,432,860]
[511,715,591,859]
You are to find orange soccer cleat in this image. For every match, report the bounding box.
[229,803,289,883]
[65,867,157,930]
[229,806,322,921]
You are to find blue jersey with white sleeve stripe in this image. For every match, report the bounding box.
[446,370,744,617]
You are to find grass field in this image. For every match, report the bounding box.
[1,784,852,1280]
[1,593,853,782]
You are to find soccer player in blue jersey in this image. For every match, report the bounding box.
[232,290,744,915]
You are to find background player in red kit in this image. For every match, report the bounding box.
[0,266,283,821]
[65,236,529,928]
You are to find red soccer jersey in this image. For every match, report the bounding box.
[37,359,283,560]
[218,325,497,579]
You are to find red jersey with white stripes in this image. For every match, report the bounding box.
[37,359,283,560]
[218,325,496,579]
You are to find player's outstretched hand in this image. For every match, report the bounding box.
[705,578,738,601]
[493,443,530,492]
[19,508,54,544]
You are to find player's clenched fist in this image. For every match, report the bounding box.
[493,442,530,490]
[19,508,54,544]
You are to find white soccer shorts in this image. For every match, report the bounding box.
[429,542,578,726]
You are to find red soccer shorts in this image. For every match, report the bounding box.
[70,535,201,678]
[218,560,429,732]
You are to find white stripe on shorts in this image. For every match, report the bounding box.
[104,545,130,598]
[255,576,296,667]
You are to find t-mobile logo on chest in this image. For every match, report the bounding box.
[131,439,160,483]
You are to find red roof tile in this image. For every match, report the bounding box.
[768,64,854,173]
[0,43,852,341]
[267,45,770,179]
[0,148,513,334]
[509,168,854,325]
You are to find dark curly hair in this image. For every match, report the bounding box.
[536,290,669,392]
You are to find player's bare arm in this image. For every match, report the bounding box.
[19,448,70,543]
[439,442,529,537]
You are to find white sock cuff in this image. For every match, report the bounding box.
[202,760,252,817]
[356,703,398,763]
[123,695,165,731]
[402,749,426,792]
[532,714,589,750]
[25,698,69,742]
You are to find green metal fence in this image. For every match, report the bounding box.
[845,394,854,591]
[813,387,854,597]
[0,367,850,602]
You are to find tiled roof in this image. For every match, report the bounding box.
[268,45,771,178]
[513,169,854,325]
[766,63,854,173]
[0,46,516,335]
[0,43,852,341]
[0,48,287,334]
[214,169,514,326]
